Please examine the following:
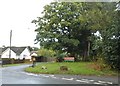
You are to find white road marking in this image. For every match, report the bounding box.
[62,78,74,81]
[26,73,35,76]
[34,74,38,76]
[106,82,113,84]
[76,80,90,83]
[51,76,57,79]
[81,79,89,81]
[89,80,94,82]
[23,72,114,85]
[49,75,54,77]
[94,82,101,84]
[24,72,39,76]
[41,75,49,78]
[49,75,57,78]
[98,80,106,83]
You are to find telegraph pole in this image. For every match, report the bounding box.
[9,30,12,58]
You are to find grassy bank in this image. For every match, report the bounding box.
[25,62,117,76]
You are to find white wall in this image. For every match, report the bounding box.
[20,48,31,60]
[16,55,20,59]
[1,48,17,59]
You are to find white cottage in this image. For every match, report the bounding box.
[1,47,31,60]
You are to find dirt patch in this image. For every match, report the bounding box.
[60,66,68,71]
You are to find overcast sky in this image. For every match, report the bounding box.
[0,0,54,48]
[0,0,117,48]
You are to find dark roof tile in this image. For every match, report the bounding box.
[1,47,29,55]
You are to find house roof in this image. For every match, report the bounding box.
[2,46,30,55]
[11,47,26,55]
[1,47,7,53]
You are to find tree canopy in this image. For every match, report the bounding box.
[32,2,119,69]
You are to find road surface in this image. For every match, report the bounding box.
[0,64,118,85]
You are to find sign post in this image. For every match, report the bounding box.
[31,53,37,67]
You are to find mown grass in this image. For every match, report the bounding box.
[25,62,117,76]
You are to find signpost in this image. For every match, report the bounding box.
[31,53,37,67]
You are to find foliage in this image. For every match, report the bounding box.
[31,47,39,51]
[32,2,104,60]
[37,48,56,58]
[56,52,67,62]
[102,10,119,70]
[93,58,111,71]
[27,46,39,52]
[32,2,119,70]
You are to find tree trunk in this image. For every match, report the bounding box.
[87,41,90,57]
[83,41,90,61]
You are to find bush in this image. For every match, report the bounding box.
[37,48,56,58]
[56,53,66,62]
[93,58,111,71]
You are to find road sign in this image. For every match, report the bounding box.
[64,57,74,62]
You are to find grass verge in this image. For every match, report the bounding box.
[24,62,118,76]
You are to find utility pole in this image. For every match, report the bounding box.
[9,30,12,58]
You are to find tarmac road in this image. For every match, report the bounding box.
[0,64,119,85]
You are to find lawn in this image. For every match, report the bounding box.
[25,62,117,76]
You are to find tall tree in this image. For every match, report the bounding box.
[32,2,93,61]
[32,2,119,66]
[102,2,120,69]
